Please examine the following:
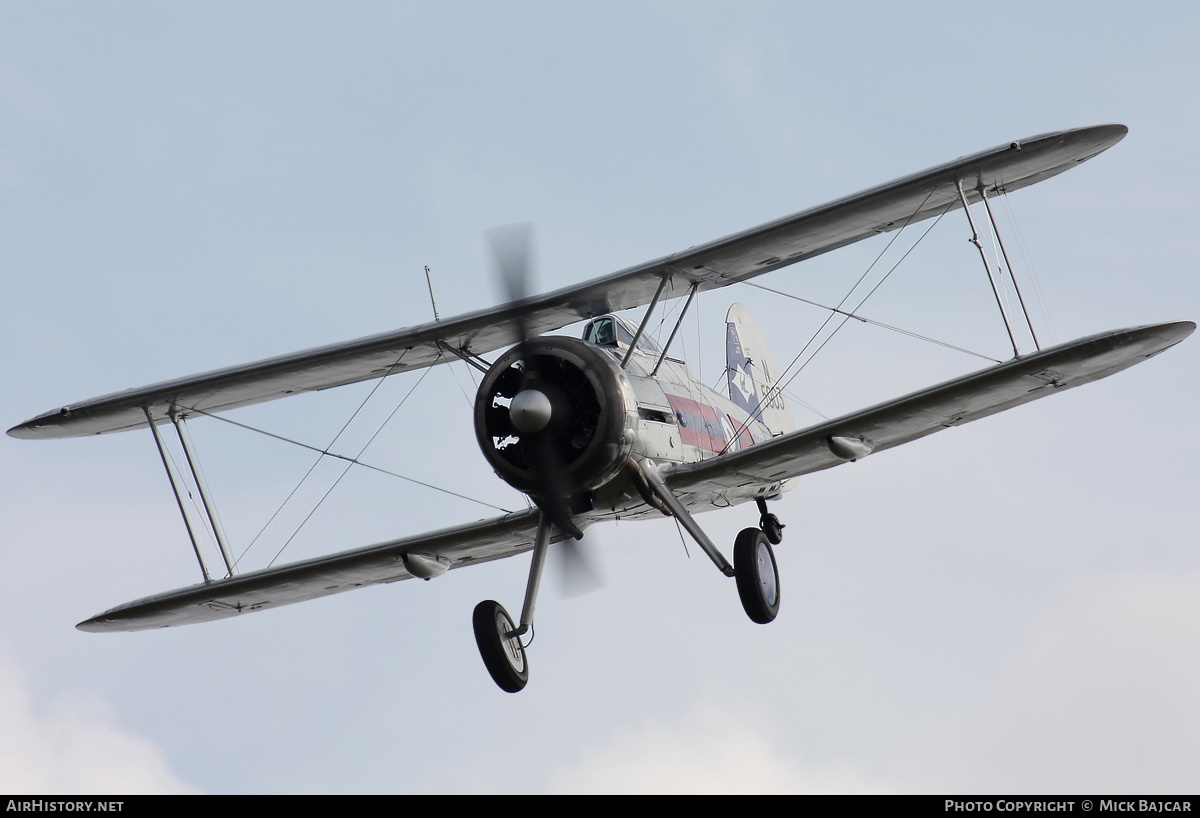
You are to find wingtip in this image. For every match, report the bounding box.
[1065,122,1129,154]
[1099,122,1129,145]
[8,407,69,439]
[1166,319,1196,343]
[76,618,104,633]
[8,421,41,440]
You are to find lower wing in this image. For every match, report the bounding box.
[78,321,1191,632]
[77,508,544,632]
[664,321,1193,494]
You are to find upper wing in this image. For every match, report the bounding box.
[10,124,1126,440]
[77,508,545,632]
[664,321,1195,495]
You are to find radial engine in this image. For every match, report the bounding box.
[473,336,639,501]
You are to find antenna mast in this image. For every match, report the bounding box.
[423,265,441,322]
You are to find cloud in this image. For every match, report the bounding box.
[550,566,1200,794]
[899,566,1200,793]
[548,699,890,794]
[0,648,198,794]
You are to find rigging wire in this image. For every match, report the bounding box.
[262,365,444,568]
[710,365,731,392]
[674,518,691,559]
[177,419,234,570]
[653,278,683,343]
[768,203,957,405]
[159,432,216,554]
[189,360,513,569]
[1000,192,1057,346]
[982,196,1018,341]
[718,189,945,454]
[228,350,412,567]
[695,282,702,387]
[780,384,827,421]
[193,405,512,515]
[446,359,478,409]
[743,190,941,420]
[740,280,1001,364]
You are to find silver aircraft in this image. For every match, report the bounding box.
[10,123,1192,692]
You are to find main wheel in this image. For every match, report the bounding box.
[734,528,780,624]
[472,600,529,692]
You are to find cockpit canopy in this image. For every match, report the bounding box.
[581,315,662,357]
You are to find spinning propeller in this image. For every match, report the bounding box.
[486,225,602,593]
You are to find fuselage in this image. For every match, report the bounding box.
[577,315,783,522]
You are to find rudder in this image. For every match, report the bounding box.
[726,303,794,435]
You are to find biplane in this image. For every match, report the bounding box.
[9,124,1192,693]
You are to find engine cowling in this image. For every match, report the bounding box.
[474,336,639,497]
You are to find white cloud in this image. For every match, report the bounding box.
[551,567,1200,794]
[901,566,1200,793]
[548,699,890,794]
[0,649,198,794]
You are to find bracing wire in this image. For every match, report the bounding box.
[446,360,477,409]
[674,518,691,559]
[1000,193,1057,346]
[160,434,215,551]
[718,191,949,454]
[741,281,1001,364]
[189,360,514,569]
[739,190,942,425]
[193,406,512,515]
[768,203,957,407]
[262,365,443,567]
[228,350,413,566]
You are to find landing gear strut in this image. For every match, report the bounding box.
[637,461,785,624]
[756,497,784,545]
[473,511,552,693]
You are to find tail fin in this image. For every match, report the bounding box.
[726,303,794,436]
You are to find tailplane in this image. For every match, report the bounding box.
[726,303,794,436]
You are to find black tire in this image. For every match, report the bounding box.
[472,600,529,693]
[734,528,780,624]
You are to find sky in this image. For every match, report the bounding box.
[2,1,1198,794]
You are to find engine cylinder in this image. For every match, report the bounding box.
[474,337,638,496]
